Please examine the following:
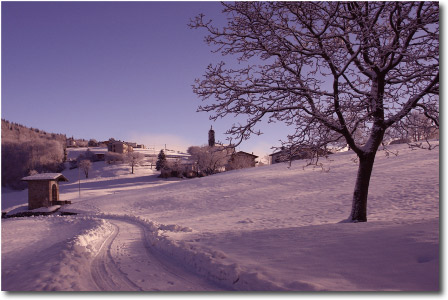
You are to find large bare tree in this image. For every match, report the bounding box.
[190,2,439,222]
[187,145,231,175]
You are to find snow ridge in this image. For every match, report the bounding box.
[89,213,287,291]
[36,217,114,291]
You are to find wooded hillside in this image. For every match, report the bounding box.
[1,119,67,189]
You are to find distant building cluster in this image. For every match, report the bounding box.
[66,137,77,147]
[104,139,145,154]
[17,125,336,210]
[66,136,145,153]
[159,126,259,178]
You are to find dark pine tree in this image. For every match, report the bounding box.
[156,150,167,171]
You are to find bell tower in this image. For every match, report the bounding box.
[208,126,215,147]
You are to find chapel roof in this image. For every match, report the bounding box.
[21,173,69,182]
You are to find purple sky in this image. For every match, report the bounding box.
[2,1,289,156]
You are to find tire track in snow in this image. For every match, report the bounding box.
[90,223,143,291]
[90,218,221,291]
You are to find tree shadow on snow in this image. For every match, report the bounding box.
[60,174,177,194]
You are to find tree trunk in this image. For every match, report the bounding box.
[349,153,377,222]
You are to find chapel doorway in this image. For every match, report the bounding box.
[52,184,58,202]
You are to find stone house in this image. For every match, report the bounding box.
[226,151,258,170]
[21,173,69,210]
[107,141,134,154]
[66,137,77,147]
[269,146,331,164]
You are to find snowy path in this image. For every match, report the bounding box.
[90,219,222,291]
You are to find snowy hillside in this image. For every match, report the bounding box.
[1,142,439,291]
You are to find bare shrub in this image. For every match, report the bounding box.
[78,160,92,178]
[105,152,124,164]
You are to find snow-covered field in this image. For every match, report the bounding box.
[1,143,440,292]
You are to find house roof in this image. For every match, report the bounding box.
[269,151,283,156]
[22,173,69,182]
[269,146,332,156]
[235,151,259,158]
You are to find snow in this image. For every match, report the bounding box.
[4,205,62,217]
[1,142,440,292]
[65,146,108,161]
[2,216,113,291]
[21,173,68,181]
[30,205,61,213]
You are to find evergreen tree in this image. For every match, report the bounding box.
[156,150,167,171]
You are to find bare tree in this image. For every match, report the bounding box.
[1,139,65,189]
[187,145,231,175]
[78,159,92,179]
[147,155,157,169]
[161,159,185,178]
[387,110,439,144]
[105,152,124,164]
[125,152,144,174]
[190,2,439,222]
[88,139,99,147]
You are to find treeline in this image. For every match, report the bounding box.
[1,119,67,189]
[2,119,66,143]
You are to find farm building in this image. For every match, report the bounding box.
[66,137,76,147]
[107,141,134,154]
[226,151,258,170]
[269,146,331,164]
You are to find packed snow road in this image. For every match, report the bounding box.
[90,218,222,291]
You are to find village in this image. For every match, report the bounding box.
[4,124,323,217]
[2,116,438,220]
[66,126,260,179]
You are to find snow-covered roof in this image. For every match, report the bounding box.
[21,173,69,182]
[234,151,258,158]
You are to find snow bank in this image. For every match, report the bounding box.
[31,205,61,213]
[87,213,288,290]
[1,216,113,291]
[44,218,114,291]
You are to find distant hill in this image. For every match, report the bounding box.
[1,119,66,144]
[1,119,67,189]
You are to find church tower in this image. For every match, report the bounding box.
[208,126,215,147]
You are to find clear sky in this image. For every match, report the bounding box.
[1,1,290,157]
